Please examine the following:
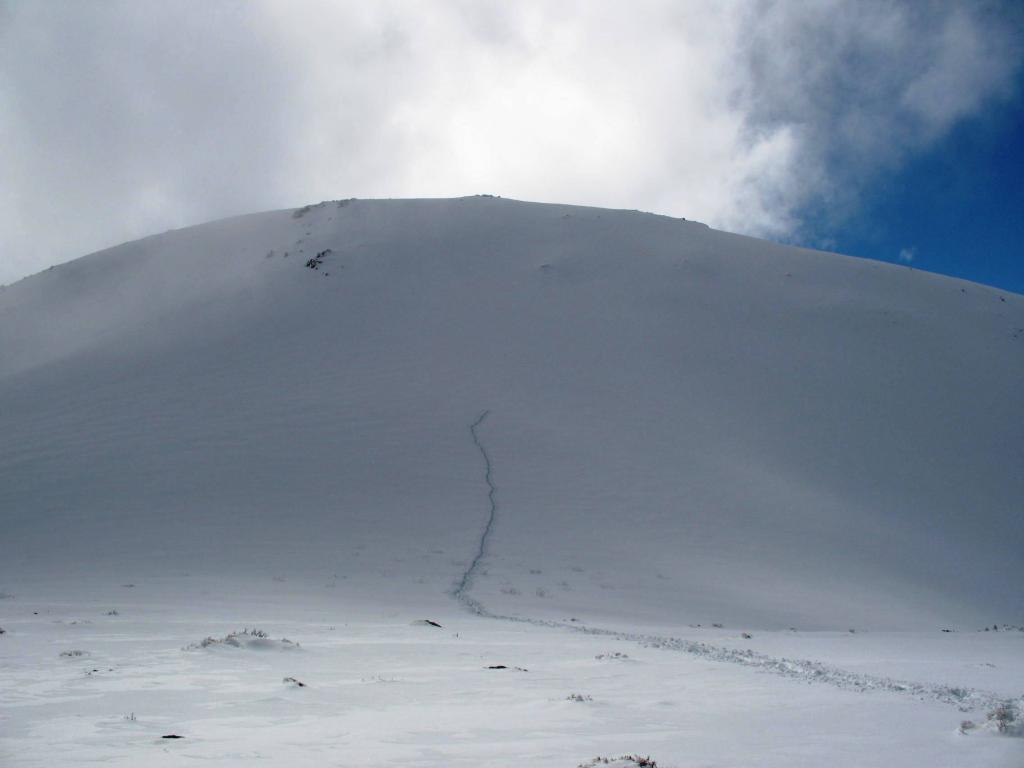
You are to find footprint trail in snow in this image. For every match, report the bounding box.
[453,411,1014,715]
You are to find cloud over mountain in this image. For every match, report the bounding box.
[1,1,1020,284]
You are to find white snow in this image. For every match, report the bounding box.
[1,196,1022,766]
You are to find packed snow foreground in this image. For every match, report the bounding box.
[1,196,1022,766]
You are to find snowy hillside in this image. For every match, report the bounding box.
[1,196,1022,766]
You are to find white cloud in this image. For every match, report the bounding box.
[898,247,916,263]
[0,0,1020,283]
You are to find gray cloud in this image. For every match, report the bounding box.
[736,0,1024,233]
[0,1,303,282]
[0,0,1021,284]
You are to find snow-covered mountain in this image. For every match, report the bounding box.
[1,197,1022,766]
[2,195,1022,627]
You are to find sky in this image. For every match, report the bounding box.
[1,0,1022,293]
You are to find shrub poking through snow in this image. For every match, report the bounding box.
[186,628,299,651]
[579,756,658,767]
[59,649,86,657]
[283,676,306,687]
[987,700,1022,735]
[962,700,1023,736]
[567,693,593,702]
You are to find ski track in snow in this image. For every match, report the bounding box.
[453,412,1011,714]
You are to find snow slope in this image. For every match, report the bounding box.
[2,195,1020,627]
[1,196,1022,765]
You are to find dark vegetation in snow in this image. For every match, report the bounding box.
[187,629,300,650]
[305,249,332,271]
[961,700,1024,737]
[987,701,1022,736]
[579,756,658,768]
